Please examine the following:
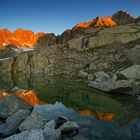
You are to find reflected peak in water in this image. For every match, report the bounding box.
[0,89,45,105]
[77,109,115,121]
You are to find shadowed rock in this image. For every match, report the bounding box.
[0,95,32,119]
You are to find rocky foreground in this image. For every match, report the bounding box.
[0,95,140,140]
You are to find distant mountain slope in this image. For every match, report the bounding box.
[75,16,117,29]
[74,10,136,29]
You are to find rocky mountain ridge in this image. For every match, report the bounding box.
[1,10,140,50]
[0,10,140,96]
[0,28,46,49]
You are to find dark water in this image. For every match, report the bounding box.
[0,73,140,125]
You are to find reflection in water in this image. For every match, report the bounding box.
[15,90,46,105]
[0,73,140,125]
[0,89,45,105]
[0,89,114,121]
[77,110,115,121]
[0,89,8,98]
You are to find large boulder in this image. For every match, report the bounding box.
[19,110,47,132]
[59,121,79,138]
[43,120,61,140]
[118,65,140,80]
[88,71,134,93]
[43,119,79,140]
[3,129,45,140]
[0,96,32,119]
[1,109,30,137]
[89,66,140,95]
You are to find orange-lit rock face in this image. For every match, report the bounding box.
[37,32,47,38]
[78,109,114,121]
[75,16,117,29]
[12,28,37,47]
[0,28,46,49]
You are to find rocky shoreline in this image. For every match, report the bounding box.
[0,96,79,140]
[0,95,140,140]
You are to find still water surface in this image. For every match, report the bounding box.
[0,73,140,125]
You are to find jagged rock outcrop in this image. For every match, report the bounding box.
[75,16,117,29]
[134,16,140,24]
[112,10,134,25]
[35,33,56,48]
[59,10,140,45]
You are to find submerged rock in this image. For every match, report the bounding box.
[33,102,79,121]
